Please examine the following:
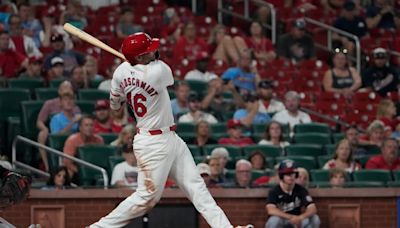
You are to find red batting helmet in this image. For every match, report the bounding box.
[121,32,160,63]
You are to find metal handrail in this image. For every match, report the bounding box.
[12,135,109,189]
[304,17,361,73]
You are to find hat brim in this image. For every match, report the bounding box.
[145,38,160,54]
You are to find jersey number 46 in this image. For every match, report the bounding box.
[127,92,147,117]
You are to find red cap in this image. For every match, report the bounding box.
[29,56,43,64]
[195,51,209,61]
[227,119,243,129]
[95,99,110,110]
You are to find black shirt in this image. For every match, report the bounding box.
[362,66,399,97]
[267,183,314,215]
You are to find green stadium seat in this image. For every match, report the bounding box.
[89,79,103,88]
[352,170,392,184]
[78,89,109,101]
[75,100,95,114]
[311,182,332,188]
[188,144,202,157]
[176,122,196,133]
[49,78,65,88]
[285,144,325,157]
[252,123,267,135]
[0,89,30,121]
[99,133,118,144]
[387,181,400,187]
[251,170,266,181]
[194,156,207,164]
[356,155,372,168]
[186,80,208,96]
[325,144,336,155]
[209,122,227,134]
[177,132,196,143]
[317,155,332,168]
[294,123,331,133]
[168,90,176,99]
[8,78,45,96]
[293,133,332,145]
[344,181,384,188]
[211,132,229,141]
[393,170,400,181]
[226,169,235,180]
[109,155,124,171]
[78,145,118,186]
[310,169,330,182]
[222,111,235,121]
[242,145,283,158]
[276,156,317,171]
[35,88,58,100]
[48,134,70,170]
[20,101,44,138]
[333,133,344,143]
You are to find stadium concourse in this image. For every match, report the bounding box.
[0,0,400,227]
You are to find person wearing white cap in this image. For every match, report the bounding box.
[211,147,231,175]
[362,47,399,97]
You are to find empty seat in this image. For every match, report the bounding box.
[20,101,44,138]
[109,155,124,171]
[48,134,70,170]
[0,89,31,121]
[99,133,118,144]
[75,100,95,114]
[188,144,202,157]
[285,144,325,157]
[185,80,208,96]
[176,122,196,133]
[317,155,332,168]
[242,145,283,158]
[294,123,331,133]
[310,169,330,182]
[293,133,332,145]
[78,89,109,101]
[35,88,58,100]
[209,122,227,134]
[345,181,384,188]
[393,170,400,181]
[49,78,65,88]
[325,144,336,155]
[8,78,45,96]
[352,170,392,184]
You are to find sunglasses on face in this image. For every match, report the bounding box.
[334,48,348,54]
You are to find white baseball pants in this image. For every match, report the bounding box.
[90,131,233,228]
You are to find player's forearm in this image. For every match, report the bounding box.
[266,205,293,220]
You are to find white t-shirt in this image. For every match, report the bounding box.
[111,60,174,129]
[258,139,290,148]
[98,79,111,92]
[272,109,311,135]
[258,99,285,114]
[178,111,218,124]
[184,69,218,82]
[111,161,139,187]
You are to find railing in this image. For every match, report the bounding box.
[304,17,361,73]
[12,135,109,189]
[216,0,277,44]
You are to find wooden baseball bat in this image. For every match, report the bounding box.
[63,23,126,61]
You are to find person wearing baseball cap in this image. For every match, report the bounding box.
[93,99,113,134]
[196,163,212,187]
[362,47,399,97]
[265,159,320,228]
[18,56,43,79]
[276,18,315,63]
[256,80,285,114]
[218,119,254,146]
[184,51,218,82]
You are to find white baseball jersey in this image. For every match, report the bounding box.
[110,60,174,129]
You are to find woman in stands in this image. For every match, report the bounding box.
[248,150,268,171]
[323,139,361,172]
[376,99,399,132]
[359,120,386,147]
[187,121,217,146]
[258,121,290,151]
[207,24,240,65]
[43,166,72,190]
[322,48,361,98]
[110,124,136,147]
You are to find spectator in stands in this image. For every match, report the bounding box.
[329,168,346,188]
[49,91,82,134]
[332,1,368,54]
[93,99,113,134]
[265,159,320,228]
[207,156,226,187]
[63,115,104,182]
[18,2,43,48]
[59,1,88,30]
[173,21,208,63]
[98,58,121,92]
[110,124,135,147]
[228,159,253,188]
[18,56,43,79]
[376,99,399,131]
[160,7,183,44]
[256,80,285,115]
[362,48,399,97]
[0,30,28,78]
[44,166,72,190]
[111,144,138,188]
[37,81,80,171]
[323,139,361,172]
[366,0,400,29]
[8,14,42,58]
[322,48,362,98]
[197,163,212,187]
[201,78,244,121]
[116,6,143,39]
[258,121,290,150]
[221,49,261,95]
[110,104,132,133]
[207,24,240,65]
[233,93,272,128]
[84,55,103,82]
[273,91,312,136]
[43,33,85,73]
[69,66,88,92]
[234,21,276,66]
[178,92,218,124]
[171,81,190,121]
[210,147,230,176]
[359,120,385,147]
[42,10,74,50]
[345,125,369,157]
[253,6,271,28]
[184,51,218,82]
[295,167,310,188]
[248,150,268,171]
[218,119,254,146]
[47,56,65,81]
[276,18,315,64]
[366,137,400,170]
[187,121,217,146]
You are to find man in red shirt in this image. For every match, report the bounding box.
[365,138,400,170]
[93,99,113,134]
[0,31,27,78]
[218,119,254,146]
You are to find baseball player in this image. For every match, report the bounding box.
[89,32,251,228]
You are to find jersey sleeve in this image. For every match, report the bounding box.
[298,185,314,208]
[266,186,279,205]
[158,60,174,87]
[109,65,126,110]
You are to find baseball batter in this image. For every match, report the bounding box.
[89,33,249,228]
